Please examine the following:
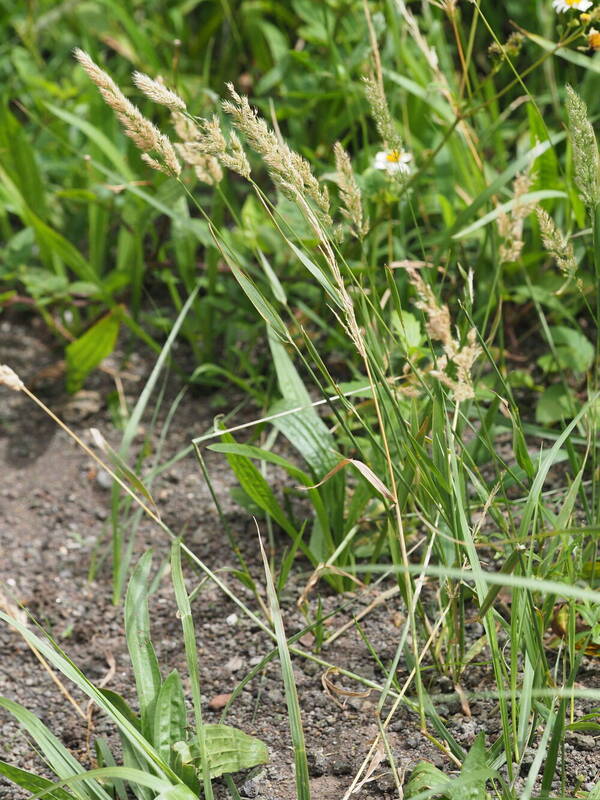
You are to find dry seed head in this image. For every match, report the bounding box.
[497,171,535,263]
[363,76,403,153]
[172,111,200,141]
[334,142,368,238]
[565,85,600,208]
[536,208,577,280]
[177,115,250,179]
[403,265,480,402]
[132,71,186,112]
[0,365,24,392]
[222,84,329,220]
[75,49,181,177]
[403,264,453,350]
[199,158,224,184]
[175,143,223,184]
[73,48,122,100]
[226,131,251,179]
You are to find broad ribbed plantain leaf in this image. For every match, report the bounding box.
[153,671,187,767]
[404,761,450,799]
[66,311,120,393]
[219,432,298,539]
[173,724,268,780]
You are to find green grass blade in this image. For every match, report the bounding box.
[0,696,110,800]
[257,530,311,800]
[0,759,78,800]
[125,552,162,739]
[170,540,214,800]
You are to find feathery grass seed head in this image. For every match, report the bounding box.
[222,84,329,219]
[175,143,223,184]
[402,265,480,402]
[536,208,578,284]
[363,75,403,153]
[74,49,181,177]
[565,84,600,207]
[132,71,186,111]
[334,142,368,238]
[0,365,24,392]
[177,115,250,179]
[497,171,535,263]
[172,111,200,141]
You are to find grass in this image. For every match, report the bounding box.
[3,0,600,797]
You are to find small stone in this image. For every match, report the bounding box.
[239,767,267,798]
[96,470,112,490]
[376,772,397,792]
[225,613,238,626]
[208,693,232,710]
[225,655,244,672]
[332,758,353,776]
[307,749,326,777]
[267,688,284,705]
[569,732,596,752]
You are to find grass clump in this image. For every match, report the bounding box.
[4,2,600,799]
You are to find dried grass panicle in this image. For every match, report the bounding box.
[222,84,330,220]
[566,85,600,208]
[403,264,481,402]
[497,171,535,263]
[175,143,223,185]
[363,75,403,153]
[175,114,250,179]
[132,71,186,112]
[404,265,453,350]
[334,142,368,238]
[172,111,200,142]
[0,365,24,392]
[536,208,578,281]
[74,49,181,177]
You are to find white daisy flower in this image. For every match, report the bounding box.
[374,149,412,176]
[552,0,592,12]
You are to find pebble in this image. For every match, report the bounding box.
[307,749,326,777]
[332,758,353,775]
[569,733,596,752]
[225,655,244,672]
[96,470,112,490]
[239,767,268,798]
[208,693,232,710]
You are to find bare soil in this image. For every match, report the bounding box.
[1,317,600,799]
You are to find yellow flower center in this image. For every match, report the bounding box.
[589,30,600,48]
[386,150,401,163]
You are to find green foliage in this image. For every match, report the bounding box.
[6,2,600,798]
[405,734,496,800]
